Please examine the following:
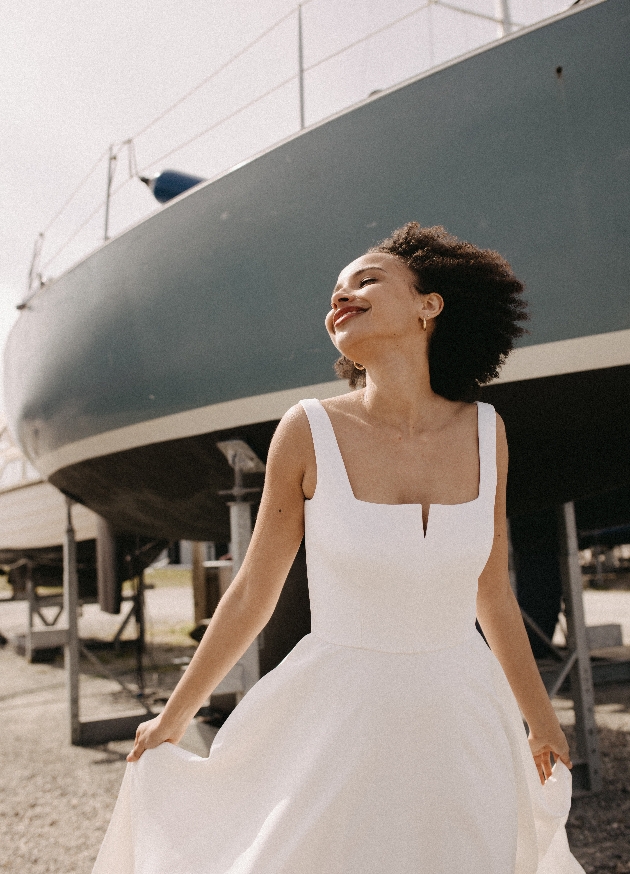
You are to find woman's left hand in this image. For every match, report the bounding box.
[528,725,572,785]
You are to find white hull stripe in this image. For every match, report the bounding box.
[37,328,630,479]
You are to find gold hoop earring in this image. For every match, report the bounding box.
[422,317,427,331]
[353,362,365,371]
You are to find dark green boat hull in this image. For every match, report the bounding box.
[4,0,630,539]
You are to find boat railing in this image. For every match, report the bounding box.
[25,0,579,298]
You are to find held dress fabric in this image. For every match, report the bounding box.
[93,399,583,874]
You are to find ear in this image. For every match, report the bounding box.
[423,292,444,318]
[418,292,444,327]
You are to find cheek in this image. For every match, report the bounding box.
[325,324,342,352]
[383,300,422,334]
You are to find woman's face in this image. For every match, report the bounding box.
[325,252,432,363]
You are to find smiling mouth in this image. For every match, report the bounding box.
[333,308,365,328]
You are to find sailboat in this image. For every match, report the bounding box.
[3,0,629,659]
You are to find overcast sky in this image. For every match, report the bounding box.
[1,0,569,413]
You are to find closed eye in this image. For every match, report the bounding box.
[359,276,377,287]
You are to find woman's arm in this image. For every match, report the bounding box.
[127,404,314,761]
[476,414,572,784]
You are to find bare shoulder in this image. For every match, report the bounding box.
[263,403,316,499]
[268,403,314,467]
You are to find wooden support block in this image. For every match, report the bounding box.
[29,627,69,648]
[586,624,623,650]
[27,626,69,665]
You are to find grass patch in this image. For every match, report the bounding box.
[143,567,193,589]
[121,566,192,596]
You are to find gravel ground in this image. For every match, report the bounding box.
[0,646,214,874]
[555,686,630,873]
[0,655,136,874]
[0,587,629,873]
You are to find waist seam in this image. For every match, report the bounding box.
[310,629,479,655]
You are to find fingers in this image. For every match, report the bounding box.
[534,750,551,785]
[541,750,553,782]
[127,726,150,762]
[531,745,573,784]
[126,738,145,762]
[126,716,169,762]
[534,755,545,785]
[125,715,179,763]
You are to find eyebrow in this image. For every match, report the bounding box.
[333,265,387,294]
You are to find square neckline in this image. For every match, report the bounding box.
[312,399,483,538]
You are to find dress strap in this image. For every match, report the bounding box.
[300,399,352,500]
[475,401,497,503]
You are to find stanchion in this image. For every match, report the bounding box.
[557,501,602,793]
[63,498,153,745]
[218,440,265,693]
[63,497,81,745]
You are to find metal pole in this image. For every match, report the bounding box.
[135,568,146,698]
[297,3,305,129]
[228,491,259,691]
[229,505,253,575]
[25,562,35,664]
[217,440,265,693]
[63,497,81,745]
[497,0,513,35]
[557,502,602,792]
[104,145,116,242]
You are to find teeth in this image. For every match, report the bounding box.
[336,310,362,325]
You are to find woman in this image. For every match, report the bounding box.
[93,223,583,874]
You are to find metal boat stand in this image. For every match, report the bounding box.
[63,498,153,745]
[209,439,266,700]
[13,550,141,666]
[556,502,602,793]
[20,559,68,662]
[510,503,602,793]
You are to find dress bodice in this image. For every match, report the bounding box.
[301,399,497,653]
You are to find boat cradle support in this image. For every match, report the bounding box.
[510,503,603,794]
[556,502,602,794]
[62,498,153,746]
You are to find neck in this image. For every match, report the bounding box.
[359,346,445,435]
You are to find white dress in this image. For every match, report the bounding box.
[93,399,584,874]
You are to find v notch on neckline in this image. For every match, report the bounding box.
[314,399,483,540]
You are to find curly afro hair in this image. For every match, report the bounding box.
[334,222,528,401]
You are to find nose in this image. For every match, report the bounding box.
[330,285,355,309]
